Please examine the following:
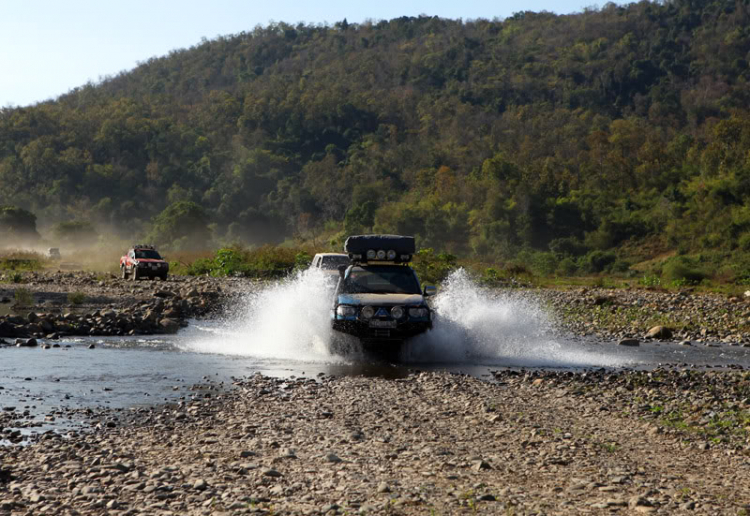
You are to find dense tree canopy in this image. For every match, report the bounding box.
[0,206,40,244]
[147,201,212,249]
[2,0,750,268]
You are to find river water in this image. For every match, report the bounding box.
[2,269,750,442]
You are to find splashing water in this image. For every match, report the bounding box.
[184,268,354,362]
[184,267,632,369]
[404,269,632,368]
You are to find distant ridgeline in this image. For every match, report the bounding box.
[2,0,750,276]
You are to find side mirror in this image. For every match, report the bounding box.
[338,265,348,278]
[423,285,437,297]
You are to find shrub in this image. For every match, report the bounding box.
[549,237,588,257]
[183,245,304,278]
[14,288,33,306]
[531,252,557,276]
[411,248,457,284]
[581,250,617,273]
[67,291,86,305]
[738,233,750,251]
[556,257,578,276]
[479,267,507,286]
[608,258,632,274]
[662,256,706,284]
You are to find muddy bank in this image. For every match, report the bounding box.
[0,271,250,341]
[1,370,749,515]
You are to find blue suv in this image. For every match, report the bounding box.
[331,235,436,349]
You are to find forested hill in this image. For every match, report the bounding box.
[2,1,750,274]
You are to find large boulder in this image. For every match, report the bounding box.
[0,321,17,338]
[646,326,673,339]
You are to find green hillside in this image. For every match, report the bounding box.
[2,1,750,279]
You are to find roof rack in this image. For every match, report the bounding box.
[344,234,415,263]
[132,244,156,250]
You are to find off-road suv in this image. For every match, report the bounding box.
[331,235,436,351]
[120,245,169,281]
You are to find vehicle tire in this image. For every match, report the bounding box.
[121,266,128,280]
[131,266,139,281]
[160,273,168,281]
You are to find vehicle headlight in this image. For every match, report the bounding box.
[387,250,397,260]
[376,250,386,260]
[409,307,428,318]
[390,306,404,319]
[336,305,357,318]
[366,250,376,260]
[361,306,375,319]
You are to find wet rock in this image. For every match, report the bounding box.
[158,318,180,334]
[646,326,672,339]
[618,338,640,347]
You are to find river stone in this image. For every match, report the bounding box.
[645,326,672,339]
[618,338,640,347]
[159,318,180,334]
[471,459,492,471]
[325,453,342,463]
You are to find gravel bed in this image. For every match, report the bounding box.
[539,287,750,346]
[1,371,749,515]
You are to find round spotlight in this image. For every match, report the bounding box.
[366,250,376,260]
[387,250,397,260]
[376,250,386,260]
[390,306,404,319]
[361,306,375,319]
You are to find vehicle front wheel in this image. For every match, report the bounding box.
[121,266,128,280]
[160,273,168,281]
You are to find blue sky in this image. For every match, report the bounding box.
[0,0,622,107]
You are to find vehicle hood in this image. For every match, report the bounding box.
[337,293,425,306]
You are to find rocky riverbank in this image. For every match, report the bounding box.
[1,370,749,515]
[0,271,249,342]
[4,272,750,348]
[540,287,750,346]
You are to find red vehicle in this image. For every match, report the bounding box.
[120,245,169,281]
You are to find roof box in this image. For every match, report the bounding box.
[344,234,416,262]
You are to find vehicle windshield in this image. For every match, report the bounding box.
[342,266,421,295]
[321,255,350,270]
[135,249,162,260]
